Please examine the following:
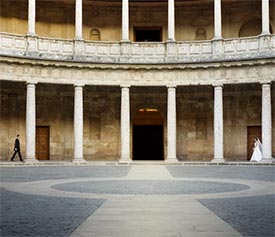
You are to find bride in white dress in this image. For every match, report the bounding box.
[250,138,263,162]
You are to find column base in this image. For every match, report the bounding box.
[24,157,39,164]
[211,158,225,163]
[260,32,271,37]
[212,36,223,41]
[120,39,131,43]
[261,157,274,164]
[166,39,176,43]
[165,157,178,163]
[118,157,132,164]
[72,158,86,164]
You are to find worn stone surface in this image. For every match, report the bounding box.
[0,166,131,182]
[167,166,275,182]
[199,195,275,237]
[52,180,249,195]
[1,165,274,237]
[0,188,105,237]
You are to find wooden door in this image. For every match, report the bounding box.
[36,126,50,160]
[247,126,261,160]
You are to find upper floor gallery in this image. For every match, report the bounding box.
[1,0,274,42]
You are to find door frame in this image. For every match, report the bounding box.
[132,108,164,161]
[247,125,262,161]
[36,125,50,160]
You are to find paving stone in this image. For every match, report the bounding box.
[0,188,105,237]
[0,166,131,182]
[199,195,275,237]
[0,165,274,237]
[52,180,249,195]
[167,166,275,182]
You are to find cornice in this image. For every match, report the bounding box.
[0,55,275,71]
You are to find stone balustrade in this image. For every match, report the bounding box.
[0,32,274,64]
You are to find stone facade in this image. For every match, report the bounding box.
[1,82,274,161]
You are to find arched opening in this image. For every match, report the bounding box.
[239,19,273,37]
[195,28,206,40]
[90,28,101,41]
[133,108,164,160]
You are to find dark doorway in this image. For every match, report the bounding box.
[247,126,261,160]
[134,27,162,42]
[133,125,164,160]
[36,126,50,160]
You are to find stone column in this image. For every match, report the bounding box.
[119,86,131,163]
[122,0,129,41]
[73,84,85,163]
[75,0,83,39]
[28,0,36,35]
[262,83,272,162]
[25,83,38,162]
[212,84,225,162]
[168,0,175,41]
[261,0,270,35]
[166,86,178,162]
[214,0,222,39]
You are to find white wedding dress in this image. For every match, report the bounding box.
[250,139,263,162]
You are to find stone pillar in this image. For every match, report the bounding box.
[262,83,272,162]
[261,0,270,35]
[122,0,129,41]
[212,84,225,162]
[119,86,131,163]
[25,83,38,162]
[73,84,85,163]
[214,0,222,39]
[75,0,83,39]
[168,0,175,41]
[166,86,178,162]
[28,0,36,35]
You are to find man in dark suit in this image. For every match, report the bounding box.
[11,134,23,162]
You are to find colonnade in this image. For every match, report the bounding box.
[27,0,271,40]
[24,82,273,163]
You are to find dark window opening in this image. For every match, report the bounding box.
[134,27,162,42]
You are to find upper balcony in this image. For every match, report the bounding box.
[0,32,274,64]
[0,0,274,65]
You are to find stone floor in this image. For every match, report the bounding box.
[0,165,274,237]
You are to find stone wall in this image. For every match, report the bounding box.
[1,81,273,161]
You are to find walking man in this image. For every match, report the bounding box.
[11,134,24,162]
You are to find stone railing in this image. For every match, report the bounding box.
[0,32,274,64]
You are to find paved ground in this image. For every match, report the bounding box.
[0,165,274,237]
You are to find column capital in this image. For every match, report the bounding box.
[74,83,85,88]
[120,85,131,89]
[212,83,223,88]
[260,81,272,86]
[26,81,37,86]
[166,84,177,89]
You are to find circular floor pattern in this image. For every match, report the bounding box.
[52,180,249,195]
